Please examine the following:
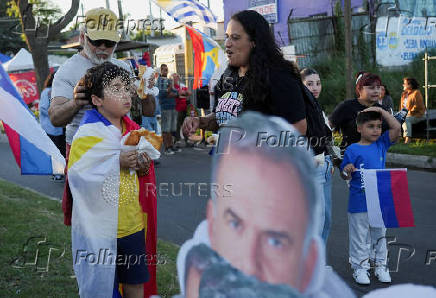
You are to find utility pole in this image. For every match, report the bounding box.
[117,0,126,40]
[160,7,163,36]
[344,0,353,98]
[149,0,155,37]
[106,0,110,9]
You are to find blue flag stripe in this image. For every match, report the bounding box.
[20,135,53,175]
[376,171,399,228]
[160,0,217,25]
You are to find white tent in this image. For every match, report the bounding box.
[2,48,60,72]
[3,48,34,72]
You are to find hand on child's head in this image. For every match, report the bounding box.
[363,106,382,113]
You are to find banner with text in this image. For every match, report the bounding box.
[376,16,436,67]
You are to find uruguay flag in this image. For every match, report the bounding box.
[186,25,226,89]
[0,63,65,175]
[362,169,414,228]
[153,0,217,26]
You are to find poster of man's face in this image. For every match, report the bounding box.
[180,113,321,298]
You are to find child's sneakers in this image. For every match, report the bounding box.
[353,268,370,285]
[375,265,392,283]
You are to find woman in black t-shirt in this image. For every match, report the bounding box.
[182,10,307,135]
[330,73,386,150]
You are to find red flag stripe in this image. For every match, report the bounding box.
[3,122,21,167]
[390,170,415,227]
[186,26,205,89]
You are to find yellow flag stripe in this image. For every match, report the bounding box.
[68,136,104,169]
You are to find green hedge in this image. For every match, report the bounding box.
[310,50,436,114]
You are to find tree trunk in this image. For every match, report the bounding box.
[28,37,49,93]
[15,0,80,94]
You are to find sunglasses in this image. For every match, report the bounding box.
[85,35,117,48]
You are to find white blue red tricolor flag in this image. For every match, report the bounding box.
[362,168,414,228]
[152,0,217,26]
[0,63,65,175]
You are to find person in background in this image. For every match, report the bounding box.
[301,68,333,244]
[39,72,65,182]
[330,73,387,151]
[379,84,393,113]
[400,77,426,143]
[157,64,180,155]
[171,72,191,148]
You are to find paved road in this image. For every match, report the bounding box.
[1,139,435,296]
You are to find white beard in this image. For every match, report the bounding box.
[83,40,117,65]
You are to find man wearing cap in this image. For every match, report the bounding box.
[49,7,156,227]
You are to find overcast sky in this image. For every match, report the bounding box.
[55,0,224,30]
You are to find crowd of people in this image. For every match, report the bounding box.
[34,6,433,298]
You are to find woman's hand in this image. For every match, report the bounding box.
[362,106,384,113]
[182,117,200,136]
[120,151,137,169]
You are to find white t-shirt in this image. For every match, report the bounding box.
[51,53,131,144]
[403,94,408,109]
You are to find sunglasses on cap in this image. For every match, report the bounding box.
[85,35,117,48]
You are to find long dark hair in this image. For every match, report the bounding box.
[403,77,419,90]
[230,10,300,107]
[381,84,390,96]
[300,68,319,81]
[43,72,55,89]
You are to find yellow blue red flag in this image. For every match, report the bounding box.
[186,25,225,89]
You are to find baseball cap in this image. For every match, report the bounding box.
[84,7,121,42]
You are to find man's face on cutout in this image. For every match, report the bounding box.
[208,150,310,289]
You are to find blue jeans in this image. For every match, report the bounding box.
[142,116,158,132]
[315,155,333,243]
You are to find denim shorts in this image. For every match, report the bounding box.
[161,109,178,132]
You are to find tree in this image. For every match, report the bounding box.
[0,1,26,54]
[8,0,79,92]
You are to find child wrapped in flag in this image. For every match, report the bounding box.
[67,62,159,297]
[340,106,402,285]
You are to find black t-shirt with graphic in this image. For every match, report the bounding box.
[330,99,388,150]
[214,67,306,126]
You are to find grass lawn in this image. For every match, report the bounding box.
[0,178,180,297]
[389,139,436,158]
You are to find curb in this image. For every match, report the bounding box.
[0,177,61,202]
[387,152,436,169]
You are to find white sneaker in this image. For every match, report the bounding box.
[353,268,370,285]
[375,265,391,283]
[164,148,175,155]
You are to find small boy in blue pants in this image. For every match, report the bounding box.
[340,106,401,285]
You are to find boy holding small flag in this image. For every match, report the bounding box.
[341,106,401,285]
